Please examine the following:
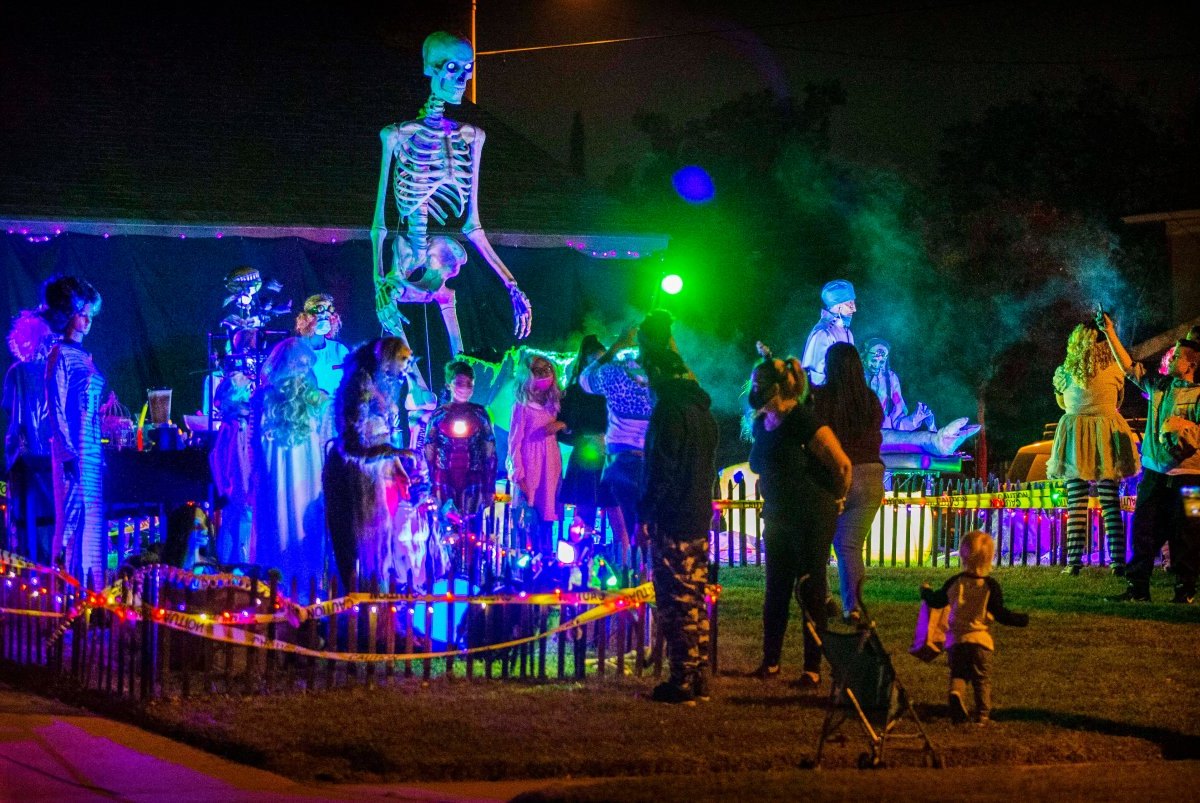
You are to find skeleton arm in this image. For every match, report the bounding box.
[461,126,532,339]
[371,125,400,280]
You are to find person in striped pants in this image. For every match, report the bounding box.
[1046,321,1140,574]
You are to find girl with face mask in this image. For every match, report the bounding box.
[507,353,565,557]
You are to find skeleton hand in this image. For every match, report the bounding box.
[509,285,532,339]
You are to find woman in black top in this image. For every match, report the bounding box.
[813,343,884,623]
[748,355,852,687]
[558,335,609,534]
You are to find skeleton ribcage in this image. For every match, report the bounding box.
[393,127,473,224]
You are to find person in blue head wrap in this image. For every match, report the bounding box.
[801,279,856,386]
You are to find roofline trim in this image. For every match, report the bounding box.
[1121,209,1200,224]
[1,218,670,258]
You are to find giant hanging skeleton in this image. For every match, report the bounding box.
[371,31,532,358]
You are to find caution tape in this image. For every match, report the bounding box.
[118,566,665,627]
[0,549,721,661]
[714,486,1135,512]
[88,583,657,663]
[0,548,80,587]
[0,606,67,618]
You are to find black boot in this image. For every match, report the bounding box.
[1105,583,1150,603]
[1170,585,1195,605]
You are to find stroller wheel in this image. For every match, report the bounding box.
[857,752,878,770]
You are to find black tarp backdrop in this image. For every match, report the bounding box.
[1,233,646,416]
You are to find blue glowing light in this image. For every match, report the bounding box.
[411,576,471,648]
[672,166,715,203]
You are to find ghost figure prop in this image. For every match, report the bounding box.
[371,31,532,359]
[860,338,981,456]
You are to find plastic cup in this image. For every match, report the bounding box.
[148,388,172,425]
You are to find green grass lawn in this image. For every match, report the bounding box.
[120,565,1200,787]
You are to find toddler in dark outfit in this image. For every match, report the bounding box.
[922,530,1029,724]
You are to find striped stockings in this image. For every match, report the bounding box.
[1064,479,1126,567]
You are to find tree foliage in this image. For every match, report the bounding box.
[609,74,1197,467]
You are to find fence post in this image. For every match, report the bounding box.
[140,568,157,700]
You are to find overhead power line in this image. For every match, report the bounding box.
[475,2,1196,68]
[477,2,992,56]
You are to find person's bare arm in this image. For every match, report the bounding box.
[1099,312,1137,380]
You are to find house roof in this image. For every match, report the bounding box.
[0,14,662,253]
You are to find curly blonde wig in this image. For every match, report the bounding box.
[1062,323,1113,385]
[258,338,327,446]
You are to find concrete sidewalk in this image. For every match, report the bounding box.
[0,686,559,802]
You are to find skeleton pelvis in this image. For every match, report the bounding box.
[391,235,467,296]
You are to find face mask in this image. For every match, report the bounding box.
[314,319,332,336]
[748,383,774,410]
[533,377,554,391]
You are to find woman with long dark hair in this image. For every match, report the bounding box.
[748,352,852,688]
[814,342,884,622]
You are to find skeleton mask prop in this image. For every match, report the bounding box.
[225,266,262,308]
[865,339,890,375]
[423,32,474,106]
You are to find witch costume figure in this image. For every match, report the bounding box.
[43,276,106,586]
[251,337,330,589]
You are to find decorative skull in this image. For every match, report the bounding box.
[422,31,474,105]
[224,266,262,307]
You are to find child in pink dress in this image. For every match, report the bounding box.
[507,353,564,557]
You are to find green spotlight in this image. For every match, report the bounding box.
[660,274,683,295]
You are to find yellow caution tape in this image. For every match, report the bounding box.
[97,583,655,663]
[0,607,66,618]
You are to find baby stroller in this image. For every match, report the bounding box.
[801,579,941,769]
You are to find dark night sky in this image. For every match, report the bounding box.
[7,2,1196,189]
[424,0,1198,185]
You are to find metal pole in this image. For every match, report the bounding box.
[470,0,478,104]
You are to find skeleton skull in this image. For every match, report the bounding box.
[422,31,474,105]
[224,266,262,307]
